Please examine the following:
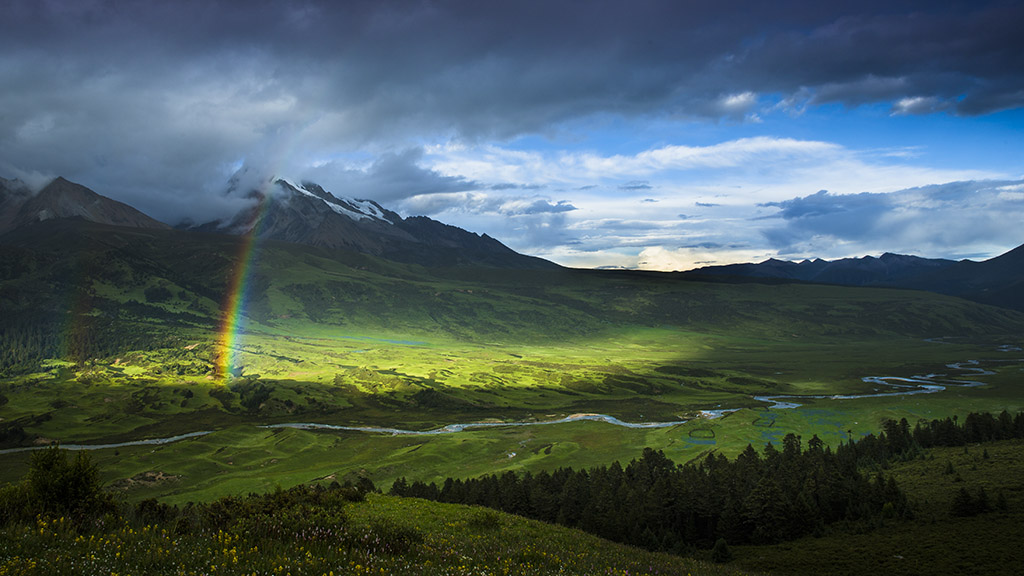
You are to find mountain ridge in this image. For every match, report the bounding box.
[0,175,557,270]
[686,247,1024,311]
[0,176,169,234]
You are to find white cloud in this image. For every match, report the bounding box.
[891,96,952,116]
[635,245,774,271]
[414,138,1016,268]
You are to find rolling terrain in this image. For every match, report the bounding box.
[2,178,1023,575]
[1,213,1023,504]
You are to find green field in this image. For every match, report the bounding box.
[2,223,1023,504]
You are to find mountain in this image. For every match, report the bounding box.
[0,177,169,235]
[686,247,1024,311]
[688,253,958,285]
[191,176,557,269]
[898,243,1024,311]
[0,177,33,233]
[0,175,556,269]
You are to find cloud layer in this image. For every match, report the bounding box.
[1,1,1021,267]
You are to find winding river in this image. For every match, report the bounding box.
[262,412,690,436]
[752,360,998,409]
[2,352,1017,452]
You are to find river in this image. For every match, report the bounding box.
[2,353,1015,451]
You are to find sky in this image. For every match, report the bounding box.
[2,0,1023,270]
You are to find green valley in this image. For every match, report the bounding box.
[1,220,1022,505]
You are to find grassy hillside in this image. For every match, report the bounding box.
[2,220,1023,502]
[732,439,1024,575]
[1,479,758,576]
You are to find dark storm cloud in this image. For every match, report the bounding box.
[303,148,478,204]
[1,0,1022,223]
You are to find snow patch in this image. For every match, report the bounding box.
[277,178,391,223]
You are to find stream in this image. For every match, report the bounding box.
[753,359,999,409]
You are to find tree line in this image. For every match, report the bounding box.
[391,410,1024,554]
[392,431,910,553]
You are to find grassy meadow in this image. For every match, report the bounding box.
[1,221,1023,503]
[2,222,1024,575]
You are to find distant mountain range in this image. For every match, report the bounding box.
[2,174,1021,311]
[0,175,555,270]
[686,247,1024,311]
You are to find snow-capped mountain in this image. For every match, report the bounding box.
[192,176,558,269]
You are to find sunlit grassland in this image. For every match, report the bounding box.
[2,223,1023,504]
[2,312,1022,503]
[1,340,1021,504]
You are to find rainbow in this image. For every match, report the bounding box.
[215,182,275,381]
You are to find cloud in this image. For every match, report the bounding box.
[891,96,953,116]
[0,166,55,194]
[2,2,1021,208]
[302,148,478,204]
[620,181,653,190]
[501,199,577,215]
[759,180,1024,258]
[635,245,772,272]
[761,190,892,220]
[0,1,1020,265]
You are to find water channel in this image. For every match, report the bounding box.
[2,353,1017,452]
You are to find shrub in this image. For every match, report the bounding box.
[711,537,733,563]
[2,447,116,526]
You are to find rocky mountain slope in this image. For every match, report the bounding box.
[193,176,556,269]
[0,175,556,269]
[0,177,169,234]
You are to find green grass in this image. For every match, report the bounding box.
[2,221,1024,504]
[2,316,1022,502]
[730,440,1024,575]
[0,492,760,576]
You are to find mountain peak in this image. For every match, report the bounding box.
[199,174,557,269]
[0,175,168,235]
[272,178,395,225]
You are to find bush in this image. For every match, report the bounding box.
[711,537,733,563]
[1,447,116,526]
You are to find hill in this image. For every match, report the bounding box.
[733,439,1024,575]
[2,202,1023,511]
[0,450,752,576]
[2,217,1022,376]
